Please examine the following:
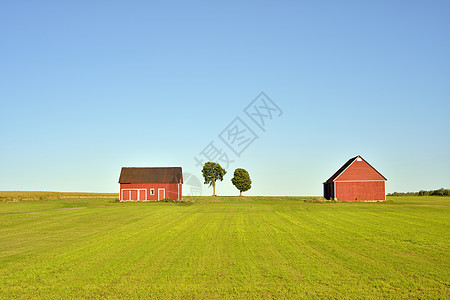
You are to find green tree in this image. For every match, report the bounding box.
[201,162,227,196]
[231,168,252,196]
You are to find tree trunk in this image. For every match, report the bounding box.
[212,182,216,196]
[240,191,242,196]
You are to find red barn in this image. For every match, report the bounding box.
[119,167,183,201]
[323,155,387,201]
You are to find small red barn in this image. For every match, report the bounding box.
[119,167,183,201]
[323,155,387,201]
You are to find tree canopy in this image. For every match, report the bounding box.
[201,162,226,196]
[231,168,252,196]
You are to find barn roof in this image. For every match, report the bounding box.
[324,155,387,183]
[119,167,183,184]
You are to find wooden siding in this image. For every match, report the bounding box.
[120,183,182,201]
[335,181,385,201]
[335,159,386,181]
[324,155,387,201]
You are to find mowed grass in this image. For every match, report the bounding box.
[0,194,448,299]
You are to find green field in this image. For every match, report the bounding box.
[0,193,448,299]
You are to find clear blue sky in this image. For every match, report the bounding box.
[1,1,449,195]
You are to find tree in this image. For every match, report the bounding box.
[201,162,226,196]
[231,168,252,196]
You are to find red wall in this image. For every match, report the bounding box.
[335,160,385,181]
[335,181,385,201]
[120,183,182,201]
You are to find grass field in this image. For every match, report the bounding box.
[0,193,448,298]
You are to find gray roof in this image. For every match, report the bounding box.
[119,167,183,184]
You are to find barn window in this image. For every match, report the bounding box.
[356,157,362,161]
[150,189,155,195]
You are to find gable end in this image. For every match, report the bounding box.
[325,155,386,183]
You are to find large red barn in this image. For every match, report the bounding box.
[119,167,183,201]
[323,155,387,201]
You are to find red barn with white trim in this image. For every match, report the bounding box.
[323,155,387,201]
[119,167,183,201]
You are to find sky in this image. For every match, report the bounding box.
[1,1,449,196]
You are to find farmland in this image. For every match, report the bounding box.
[0,193,448,299]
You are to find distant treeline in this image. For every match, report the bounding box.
[388,188,450,196]
[0,191,118,202]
